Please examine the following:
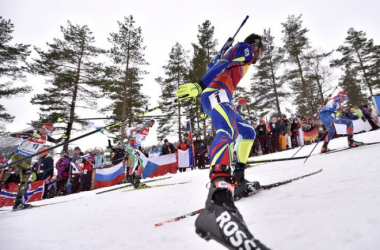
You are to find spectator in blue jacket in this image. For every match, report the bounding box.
[94,147,106,169]
[148,145,162,158]
[347,108,359,120]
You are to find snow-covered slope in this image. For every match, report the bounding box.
[1,130,380,250]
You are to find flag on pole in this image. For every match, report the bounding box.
[187,120,193,141]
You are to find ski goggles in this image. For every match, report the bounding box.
[42,126,52,134]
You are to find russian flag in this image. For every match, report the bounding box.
[95,162,126,189]
[23,180,45,203]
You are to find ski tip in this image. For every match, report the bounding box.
[321,168,324,172]
[154,223,163,227]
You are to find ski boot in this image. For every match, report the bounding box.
[133,177,147,189]
[233,168,261,200]
[195,176,269,250]
[348,135,363,148]
[12,197,33,211]
[321,142,330,153]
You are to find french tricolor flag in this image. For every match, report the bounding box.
[95,162,126,189]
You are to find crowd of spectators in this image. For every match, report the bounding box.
[1,102,378,202]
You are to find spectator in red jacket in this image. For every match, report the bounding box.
[177,137,191,172]
[83,148,94,171]
[177,137,190,151]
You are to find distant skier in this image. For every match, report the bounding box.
[125,119,155,188]
[176,34,269,249]
[319,91,363,153]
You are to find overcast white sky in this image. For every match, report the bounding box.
[1,0,380,150]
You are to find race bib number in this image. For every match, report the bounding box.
[208,89,230,110]
[16,137,47,157]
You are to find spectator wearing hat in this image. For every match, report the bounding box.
[107,140,127,165]
[268,117,280,152]
[255,119,273,155]
[193,135,206,169]
[34,147,54,181]
[282,115,292,149]
[149,145,162,158]
[162,139,175,155]
[277,116,286,150]
[94,147,106,169]
[56,152,71,179]
[296,114,304,146]
[71,146,82,162]
[290,114,299,148]
[82,148,94,171]
[177,137,191,172]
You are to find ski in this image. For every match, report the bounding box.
[321,141,380,155]
[246,155,308,164]
[122,180,192,193]
[154,168,323,227]
[1,197,84,213]
[235,168,323,201]
[95,176,172,195]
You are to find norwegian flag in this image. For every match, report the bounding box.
[0,182,19,207]
[23,180,45,203]
[187,120,193,141]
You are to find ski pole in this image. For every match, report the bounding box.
[303,117,337,164]
[1,100,178,170]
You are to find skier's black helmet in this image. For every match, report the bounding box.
[244,34,265,51]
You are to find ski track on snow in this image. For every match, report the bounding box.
[1,130,380,250]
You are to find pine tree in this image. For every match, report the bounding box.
[29,21,106,151]
[281,15,314,116]
[250,28,286,117]
[331,28,379,96]
[156,43,188,142]
[102,16,149,142]
[186,20,218,138]
[339,66,368,106]
[304,50,334,104]
[0,17,31,128]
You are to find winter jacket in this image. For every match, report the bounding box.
[291,118,300,131]
[354,108,363,119]
[255,125,267,136]
[177,142,190,151]
[35,155,54,180]
[277,121,286,135]
[83,155,94,171]
[347,112,359,120]
[162,143,176,155]
[269,122,280,135]
[56,157,71,179]
[94,153,106,169]
[108,140,126,165]
[148,148,162,158]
